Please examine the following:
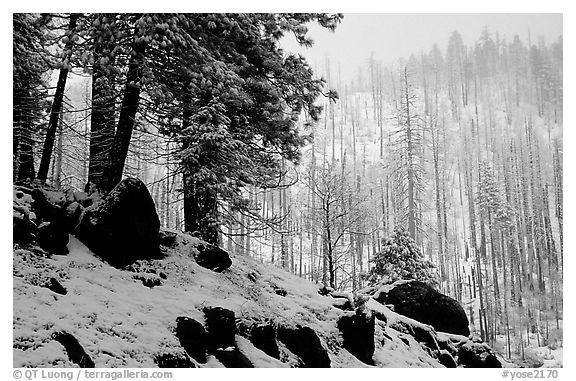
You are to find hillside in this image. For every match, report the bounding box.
[14,228,501,368]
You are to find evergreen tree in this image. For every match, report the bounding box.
[13,13,51,181]
[368,226,438,286]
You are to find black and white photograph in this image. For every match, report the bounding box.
[10,5,565,374]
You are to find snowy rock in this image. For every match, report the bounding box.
[203,307,237,349]
[176,316,208,363]
[75,178,161,268]
[318,284,334,296]
[37,221,69,255]
[46,277,67,295]
[438,350,458,368]
[457,342,502,368]
[155,351,196,368]
[375,280,470,336]
[268,282,288,297]
[195,244,232,272]
[332,298,354,311]
[13,206,36,246]
[52,331,94,368]
[247,323,280,360]
[158,228,178,247]
[337,307,375,364]
[13,187,37,246]
[331,291,355,311]
[277,325,331,368]
[213,347,254,368]
[31,187,67,223]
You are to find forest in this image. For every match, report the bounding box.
[13,13,562,365]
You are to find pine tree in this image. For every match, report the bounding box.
[368,226,438,286]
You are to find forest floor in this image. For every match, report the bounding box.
[14,232,444,368]
[13,230,561,368]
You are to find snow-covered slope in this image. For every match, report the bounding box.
[13,232,454,368]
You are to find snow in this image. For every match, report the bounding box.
[13,232,491,368]
[14,234,341,367]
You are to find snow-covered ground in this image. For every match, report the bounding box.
[13,233,455,368]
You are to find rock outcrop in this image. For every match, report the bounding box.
[175,316,208,363]
[195,244,232,272]
[75,178,161,268]
[374,280,470,336]
[337,307,375,364]
[277,326,331,368]
[52,332,95,368]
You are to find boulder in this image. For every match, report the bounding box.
[52,331,95,368]
[337,307,375,365]
[155,352,196,368]
[277,325,331,368]
[46,277,67,295]
[375,281,470,336]
[213,347,254,368]
[203,307,237,349]
[13,188,37,246]
[318,285,334,296]
[31,188,67,223]
[158,228,178,247]
[457,342,502,368]
[411,324,440,351]
[195,244,232,272]
[248,324,280,360]
[37,221,69,255]
[75,178,161,268]
[13,206,36,247]
[438,350,458,368]
[175,316,208,363]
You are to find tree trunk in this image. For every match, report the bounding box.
[105,41,147,191]
[37,13,79,182]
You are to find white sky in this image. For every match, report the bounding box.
[281,13,563,83]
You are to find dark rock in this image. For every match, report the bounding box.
[318,285,334,296]
[214,347,254,368]
[437,336,458,356]
[371,309,388,324]
[398,335,411,347]
[438,350,458,368]
[277,326,331,368]
[46,277,67,295]
[52,331,95,368]
[457,342,502,368]
[337,307,375,365]
[248,324,280,359]
[37,221,69,255]
[159,229,178,247]
[175,316,208,363]
[13,205,36,246]
[411,325,440,351]
[203,307,237,349]
[136,276,162,288]
[75,178,162,268]
[195,244,232,272]
[71,190,92,207]
[269,283,287,297]
[31,188,67,223]
[155,352,196,368]
[159,272,167,280]
[375,281,470,336]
